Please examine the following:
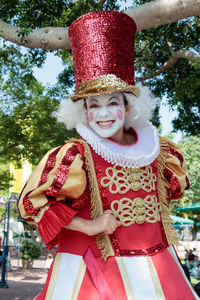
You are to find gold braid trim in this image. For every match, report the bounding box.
[69,138,114,260]
[158,137,179,246]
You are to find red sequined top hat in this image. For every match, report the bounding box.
[69,11,140,101]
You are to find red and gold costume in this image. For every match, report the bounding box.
[18,10,199,300]
[18,123,198,300]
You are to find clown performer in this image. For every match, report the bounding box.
[18,11,199,300]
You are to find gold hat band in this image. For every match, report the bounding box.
[71,74,140,101]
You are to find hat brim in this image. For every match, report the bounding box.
[70,74,140,101]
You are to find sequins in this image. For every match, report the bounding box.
[23,196,39,216]
[23,145,80,216]
[22,146,62,218]
[68,11,138,101]
[67,186,89,211]
[166,147,184,166]
[119,243,166,256]
[163,167,182,199]
[118,222,169,256]
[71,74,140,101]
[38,146,62,186]
[186,176,190,189]
[46,145,80,197]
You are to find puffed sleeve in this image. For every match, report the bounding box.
[18,142,86,249]
[160,137,190,202]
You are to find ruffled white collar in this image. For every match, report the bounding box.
[76,122,160,168]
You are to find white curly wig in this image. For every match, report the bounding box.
[54,83,160,130]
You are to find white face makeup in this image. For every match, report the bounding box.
[86,93,126,138]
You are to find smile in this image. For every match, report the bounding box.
[97,120,114,128]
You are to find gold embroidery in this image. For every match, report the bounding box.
[106,195,161,226]
[69,138,114,260]
[66,137,180,257]
[101,165,156,194]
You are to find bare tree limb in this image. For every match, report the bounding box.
[137,49,200,81]
[0,0,199,50]
[0,19,71,50]
[126,0,200,31]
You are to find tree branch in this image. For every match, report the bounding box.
[0,0,199,50]
[0,19,71,50]
[126,0,200,31]
[137,49,200,81]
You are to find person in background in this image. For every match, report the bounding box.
[187,249,196,269]
[45,253,53,270]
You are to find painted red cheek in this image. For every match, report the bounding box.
[89,112,94,123]
[117,109,123,120]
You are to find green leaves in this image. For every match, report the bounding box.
[135,16,200,134]
[20,239,42,260]
[0,0,199,195]
[170,135,200,217]
[0,43,72,167]
[170,135,200,236]
[0,163,13,194]
[179,136,200,203]
[17,27,33,43]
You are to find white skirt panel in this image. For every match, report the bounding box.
[44,247,199,300]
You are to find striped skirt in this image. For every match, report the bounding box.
[35,246,199,300]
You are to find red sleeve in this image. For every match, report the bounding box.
[37,202,76,249]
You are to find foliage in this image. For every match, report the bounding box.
[0,0,199,171]
[133,3,200,134]
[0,44,79,166]
[178,136,200,205]
[20,239,42,260]
[0,163,12,194]
[169,135,200,234]
[0,1,119,167]
[0,0,119,26]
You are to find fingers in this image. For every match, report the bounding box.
[101,212,121,234]
[116,220,121,227]
[103,212,121,226]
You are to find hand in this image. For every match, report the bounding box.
[83,212,121,236]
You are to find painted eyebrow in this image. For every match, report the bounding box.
[108,96,120,101]
[88,95,120,103]
[88,98,99,103]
